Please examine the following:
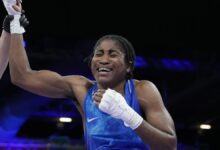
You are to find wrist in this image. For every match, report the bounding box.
[10,14,25,34]
[122,106,143,130]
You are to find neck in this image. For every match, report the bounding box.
[97,79,127,95]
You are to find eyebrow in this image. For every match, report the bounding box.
[95,49,123,54]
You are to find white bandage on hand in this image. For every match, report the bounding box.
[99,88,143,130]
[3,0,19,15]
[3,0,25,34]
[10,14,25,34]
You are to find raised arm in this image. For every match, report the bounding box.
[135,80,177,150]
[6,0,74,98]
[0,30,10,79]
[0,7,15,79]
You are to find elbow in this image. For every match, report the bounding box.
[11,75,23,86]
[10,67,32,86]
[152,134,177,150]
[10,72,27,87]
[166,135,177,150]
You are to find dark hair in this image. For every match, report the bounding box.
[85,34,136,79]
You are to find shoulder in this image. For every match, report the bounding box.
[133,79,158,93]
[62,75,95,111]
[63,75,94,99]
[133,79,164,110]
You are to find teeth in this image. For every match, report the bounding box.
[98,67,111,72]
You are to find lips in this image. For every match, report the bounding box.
[97,67,112,72]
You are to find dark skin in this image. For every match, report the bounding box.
[9,33,177,149]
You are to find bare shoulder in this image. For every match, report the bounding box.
[63,75,94,102]
[134,79,160,96]
[133,79,164,109]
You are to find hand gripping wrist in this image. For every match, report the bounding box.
[2,15,14,33]
[99,89,143,130]
[10,14,25,34]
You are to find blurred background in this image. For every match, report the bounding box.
[0,0,220,149]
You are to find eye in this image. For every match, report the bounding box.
[94,51,103,57]
[109,52,119,57]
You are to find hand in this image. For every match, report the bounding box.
[3,0,22,15]
[19,14,29,28]
[2,13,29,33]
[12,0,22,13]
[94,88,143,130]
[2,15,14,33]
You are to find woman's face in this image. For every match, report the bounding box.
[91,39,128,88]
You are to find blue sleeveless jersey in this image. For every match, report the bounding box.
[84,80,150,150]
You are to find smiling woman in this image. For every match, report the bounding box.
[9,22,177,149]
[6,1,177,147]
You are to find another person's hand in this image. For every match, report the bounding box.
[2,14,29,33]
[2,15,14,33]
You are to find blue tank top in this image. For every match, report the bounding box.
[84,80,150,150]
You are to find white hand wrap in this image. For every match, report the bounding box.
[3,0,25,34]
[10,14,25,34]
[99,88,143,130]
[3,0,18,15]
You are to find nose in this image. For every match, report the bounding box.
[99,54,110,65]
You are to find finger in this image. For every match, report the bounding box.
[15,0,22,10]
[97,89,106,93]
[12,5,22,12]
[20,15,24,21]
[7,15,14,21]
[25,21,29,26]
[93,92,103,99]
[16,0,22,4]
[24,18,28,24]
[93,94,102,102]
[96,89,106,96]
[93,101,99,106]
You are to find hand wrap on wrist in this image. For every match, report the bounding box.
[99,88,143,130]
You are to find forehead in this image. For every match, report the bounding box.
[95,39,124,52]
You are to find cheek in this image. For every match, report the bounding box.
[115,61,127,72]
[90,59,98,74]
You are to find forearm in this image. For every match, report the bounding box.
[135,121,177,150]
[9,34,32,83]
[0,31,10,79]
